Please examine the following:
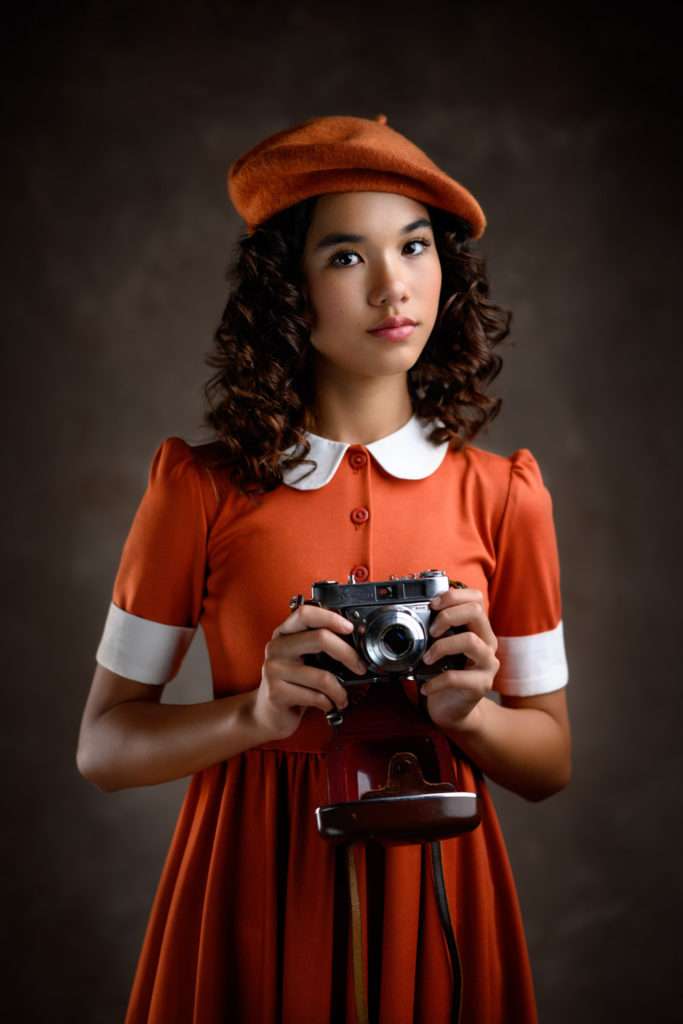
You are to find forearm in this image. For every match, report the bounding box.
[443,696,572,802]
[79,690,267,791]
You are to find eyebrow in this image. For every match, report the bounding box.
[313,217,433,251]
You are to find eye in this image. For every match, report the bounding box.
[403,238,432,256]
[328,238,432,268]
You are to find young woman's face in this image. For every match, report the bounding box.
[300,191,442,380]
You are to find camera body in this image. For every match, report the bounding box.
[291,568,467,689]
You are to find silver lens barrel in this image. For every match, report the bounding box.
[363,607,426,672]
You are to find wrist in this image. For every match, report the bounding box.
[444,698,487,738]
[232,688,278,747]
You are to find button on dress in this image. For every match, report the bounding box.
[95,413,568,1023]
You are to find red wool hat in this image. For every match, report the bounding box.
[227,112,486,239]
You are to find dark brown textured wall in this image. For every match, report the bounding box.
[3,1,681,1020]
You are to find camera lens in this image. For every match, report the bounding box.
[364,607,423,671]
[381,624,413,658]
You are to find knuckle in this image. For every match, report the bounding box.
[267,657,285,680]
[318,668,335,690]
[299,606,320,631]
[302,628,323,651]
[328,670,345,691]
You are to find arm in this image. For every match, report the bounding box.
[77,604,366,792]
[76,664,269,792]
[420,586,572,803]
[441,688,571,802]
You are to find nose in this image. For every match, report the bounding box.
[369,272,409,308]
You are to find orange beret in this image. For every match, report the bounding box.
[227,112,486,240]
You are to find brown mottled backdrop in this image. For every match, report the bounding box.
[3,1,681,1020]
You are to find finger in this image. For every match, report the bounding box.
[423,630,499,671]
[429,600,497,650]
[430,586,484,610]
[272,678,343,714]
[269,660,350,710]
[421,668,492,697]
[271,626,367,677]
[274,603,355,639]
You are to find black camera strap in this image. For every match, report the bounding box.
[429,839,463,1024]
[345,839,462,1024]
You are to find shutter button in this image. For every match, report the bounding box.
[348,450,367,470]
[351,565,369,582]
[351,506,369,525]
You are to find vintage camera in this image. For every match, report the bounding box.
[290,568,468,700]
[288,569,481,844]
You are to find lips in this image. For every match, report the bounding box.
[369,316,416,332]
[369,323,416,342]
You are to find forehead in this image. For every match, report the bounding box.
[308,190,431,232]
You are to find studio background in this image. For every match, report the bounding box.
[3,1,681,1021]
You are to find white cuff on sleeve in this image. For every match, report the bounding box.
[494,620,569,696]
[95,601,196,685]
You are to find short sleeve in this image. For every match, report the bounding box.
[488,448,569,696]
[95,437,213,685]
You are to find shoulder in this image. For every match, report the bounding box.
[145,436,233,523]
[149,436,227,477]
[452,442,551,535]
[143,436,202,492]
[455,441,546,494]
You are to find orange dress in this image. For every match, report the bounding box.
[95,413,568,1023]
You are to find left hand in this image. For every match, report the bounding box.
[420,585,500,731]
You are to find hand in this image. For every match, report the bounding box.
[420,586,500,732]
[250,603,368,741]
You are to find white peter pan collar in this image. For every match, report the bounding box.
[279,413,449,490]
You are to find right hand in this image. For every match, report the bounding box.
[250,603,368,741]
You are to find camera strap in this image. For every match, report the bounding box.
[345,839,462,1024]
[346,843,369,1024]
[429,840,463,1024]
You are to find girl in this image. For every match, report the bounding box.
[77,113,571,1024]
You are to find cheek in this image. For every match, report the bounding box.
[306,272,335,310]
[418,262,443,324]
[425,258,443,297]
[308,274,360,327]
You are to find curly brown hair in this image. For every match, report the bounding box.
[201,196,512,499]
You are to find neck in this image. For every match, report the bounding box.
[305,368,415,445]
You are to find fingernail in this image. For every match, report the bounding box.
[420,684,428,695]
[431,595,442,607]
